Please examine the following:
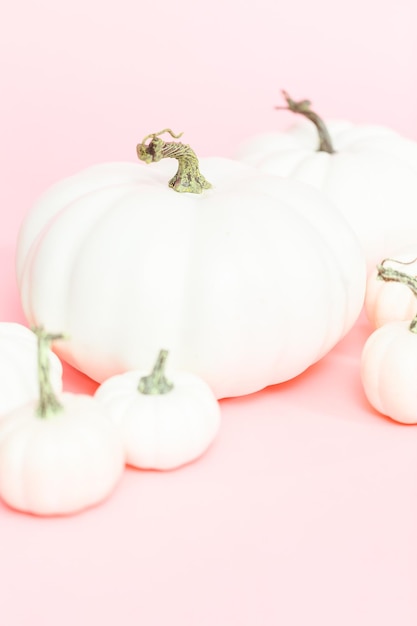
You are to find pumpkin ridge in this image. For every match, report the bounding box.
[19,182,147,334]
[16,173,156,281]
[64,185,147,362]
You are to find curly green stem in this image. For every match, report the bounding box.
[276,90,335,154]
[136,129,212,194]
[377,261,417,333]
[138,350,174,395]
[32,326,64,418]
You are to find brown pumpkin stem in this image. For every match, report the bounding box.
[276,90,335,154]
[377,260,417,334]
[136,129,212,194]
[32,326,64,418]
[138,349,174,395]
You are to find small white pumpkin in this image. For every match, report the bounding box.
[16,129,366,399]
[95,349,221,470]
[0,328,125,516]
[0,322,62,416]
[361,265,417,424]
[236,91,417,270]
[361,321,417,424]
[365,248,417,328]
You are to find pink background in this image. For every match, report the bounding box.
[1,1,417,624]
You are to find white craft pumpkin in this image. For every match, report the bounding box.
[236,91,417,270]
[361,319,417,424]
[365,247,417,328]
[0,322,62,416]
[16,130,366,399]
[361,264,417,424]
[95,350,221,470]
[0,328,125,516]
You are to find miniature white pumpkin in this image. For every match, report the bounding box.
[236,91,417,270]
[95,349,221,470]
[0,322,62,416]
[16,130,366,399]
[365,247,417,328]
[0,328,125,516]
[361,319,417,424]
[361,264,417,423]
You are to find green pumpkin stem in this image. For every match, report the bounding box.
[377,260,417,334]
[276,90,335,154]
[410,317,417,333]
[136,129,212,194]
[32,326,64,418]
[138,349,174,395]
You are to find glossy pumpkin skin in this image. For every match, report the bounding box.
[16,158,366,399]
[95,369,221,470]
[360,321,417,424]
[365,246,417,328]
[0,393,125,515]
[0,323,63,416]
[236,120,417,270]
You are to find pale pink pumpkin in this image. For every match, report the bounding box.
[361,264,417,424]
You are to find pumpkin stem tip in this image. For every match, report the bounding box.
[138,349,174,395]
[276,89,335,154]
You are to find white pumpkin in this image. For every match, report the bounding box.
[236,91,417,270]
[0,328,125,516]
[361,319,417,424]
[16,130,366,399]
[365,246,417,328]
[95,349,221,470]
[0,322,62,416]
[361,264,417,424]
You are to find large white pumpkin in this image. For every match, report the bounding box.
[235,92,417,270]
[16,132,366,398]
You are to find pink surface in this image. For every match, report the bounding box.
[1,1,417,623]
